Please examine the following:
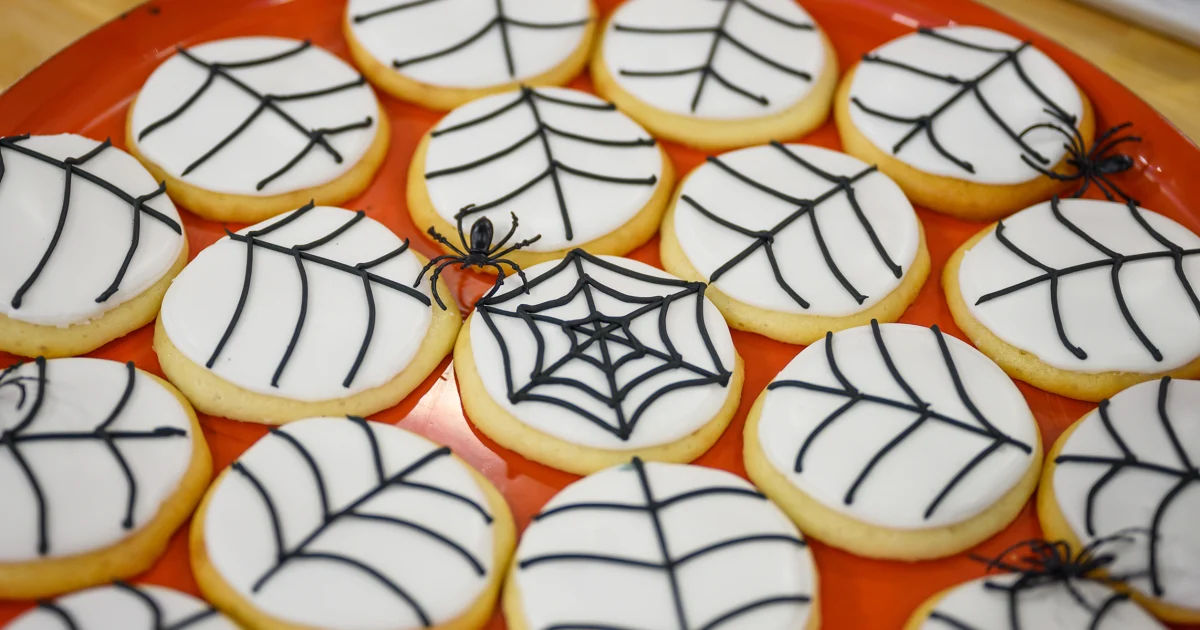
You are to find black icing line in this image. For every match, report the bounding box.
[426,86,656,242]
[685,141,900,308]
[975,198,1200,362]
[767,321,1032,520]
[0,359,187,556]
[112,581,222,630]
[853,27,1072,175]
[203,203,429,390]
[613,0,813,113]
[136,40,373,191]
[520,457,810,630]
[0,136,178,309]
[1055,376,1199,598]
[475,250,731,441]
[352,0,589,78]
[229,418,492,627]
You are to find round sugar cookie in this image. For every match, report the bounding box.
[591,0,837,151]
[345,0,595,110]
[0,134,187,359]
[944,198,1200,402]
[904,569,1166,630]
[506,458,819,630]
[456,250,743,475]
[127,37,389,223]
[192,416,515,630]
[408,86,674,271]
[1039,377,1200,623]
[0,357,210,599]
[836,25,1095,221]
[155,204,461,425]
[660,142,929,344]
[3,583,239,630]
[744,320,1042,560]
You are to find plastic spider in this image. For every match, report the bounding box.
[415,207,541,309]
[971,532,1147,614]
[0,361,41,411]
[1019,108,1141,203]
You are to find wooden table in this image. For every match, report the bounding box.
[1,0,1198,141]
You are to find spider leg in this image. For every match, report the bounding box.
[493,235,542,260]
[1087,123,1136,160]
[1021,153,1075,181]
[493,258,532,294]
[454,205,476,250]
[488,212,521,256]
[427,227,467,257]
[1092,135,1142,163]
[427,259,459,310]
[1095,172,1134,203]
[1072,176,1095,199]
[480,264,508,301]
[414,254,460,286]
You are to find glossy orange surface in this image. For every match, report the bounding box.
[0,0,1197,628]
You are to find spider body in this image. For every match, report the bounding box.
[1019,108,1141,203]
[415,207,541,309]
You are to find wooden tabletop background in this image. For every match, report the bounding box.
[1,0,1197,142]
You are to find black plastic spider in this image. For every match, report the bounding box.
[0,361,40,411]
[971,532,1148,612]
[415,207,541,309]
[1019,108,1141,203]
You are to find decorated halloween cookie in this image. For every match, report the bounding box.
[3,583,238,630]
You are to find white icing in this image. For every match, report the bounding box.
[673,143,919,316]
[0,134,184,328]
[3,584,238,630]
[423,87,663,252]
[129,37,379,196]
[757,322,1038,529]
[919,573,1166,630]
[847,26,1083,185]
[957,199,1200,374]
[203,416,495,630]
[1053,378,1200,610]
[160,206,433,402]
[600,0,826,120]
[515,460,816,630]
[346,0,591,90]
[0,358,193,562]
[469,253,738,450]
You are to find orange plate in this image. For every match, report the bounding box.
[1,0,1198,628]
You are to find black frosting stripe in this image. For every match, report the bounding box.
[475,250,731,441]
[34,600,78,630]
[613,0,813,113]
[428,86,656,243]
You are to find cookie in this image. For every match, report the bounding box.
[3,583,238,630]
[591,0,837,151]
[455,250,743,475]
[191,416,515,630]
[408,86,674,271]
[0,358,210,599]
[345,0,595,110]
[127,37,388,223]
[506,458,819,630]
[155,204,460,425]
[944,198,1200,402]
[744,321,1042,560]
[660,142,929,345]
[836,25,1095,221]
[0,134,187,359]
[1039,377,1200,623]
[904,553,1167,630]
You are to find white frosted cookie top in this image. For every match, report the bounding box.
[1053,378,1200,610]
[129,37,380,196]
[918,572,1166,630]
[423,86,663,252]
[0,358,193,563]
[515,459,816,630]
[469,251,737,450]
[757,321,1038,529]
[673,142,919,316]
[160,205,433,402]
[347,0,591,90]
[848,26,1083,185]
[0,134,184,328]
[957,198,1200,374]
[600,0,827,119]
[202,416,497,630]
[3,583,238,630]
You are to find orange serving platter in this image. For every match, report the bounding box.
[1,0,1198,628]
